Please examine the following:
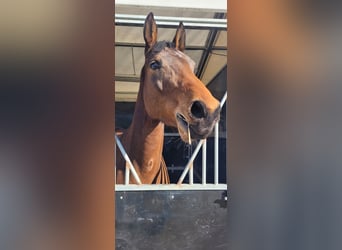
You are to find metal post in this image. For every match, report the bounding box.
[189,164,193,184]
[125,162,130,185]
[202,139,207,185]
[115,135,142,185]
[177,140,205,185]
[214,123,219,185]
[214,91,227,185]
[220,92,227,108]
[114,143,117,184]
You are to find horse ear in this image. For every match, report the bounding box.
[144,12,158,53]
[173,22,186,52]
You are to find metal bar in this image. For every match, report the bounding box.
[115,76,141,82]
[189,163,194,184]
[214,123,219,184]
[177,140,205,185]
[164,132,226,138]
[115,14,227,30]
[164,132,184,136]
[115,42,227,51]
[115,135,142,185]
[167,166,185,171]
[115,14,227,24]
[202,139,207,185]
[116,183,227,191]
[115,0,227,12]
[220,91,227,108]
[125,162,130,184]
[213,91,227,185]
[114,144,117,184]
[115,21,226,30]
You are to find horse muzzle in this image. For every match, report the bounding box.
[176,104,221,143]
[189,106,221,139]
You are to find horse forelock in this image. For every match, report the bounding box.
[145,41,174,58]
[154,41,175,52]
[146,41,195,72]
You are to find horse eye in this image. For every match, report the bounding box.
[150,60,161,70]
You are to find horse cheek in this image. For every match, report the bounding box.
[143,87,159,119]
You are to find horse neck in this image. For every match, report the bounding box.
[130,87,164,140]
[126,78,165,183]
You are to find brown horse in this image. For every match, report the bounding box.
[116,12,220,184]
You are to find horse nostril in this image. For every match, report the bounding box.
[190,101,207,119]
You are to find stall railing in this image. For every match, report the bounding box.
[115,92,227,191]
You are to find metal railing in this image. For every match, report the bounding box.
[115,134,142,185]
[115,14,227,30]
[115,91,227,191]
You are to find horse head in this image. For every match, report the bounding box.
[141,12,221,142]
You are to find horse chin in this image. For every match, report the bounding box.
[177,126,190,143]
[175,113,191,143]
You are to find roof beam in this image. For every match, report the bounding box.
[196,13,225,79]
[115,0,227,12]
[115,14,227,30]
[114,42,227,51]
